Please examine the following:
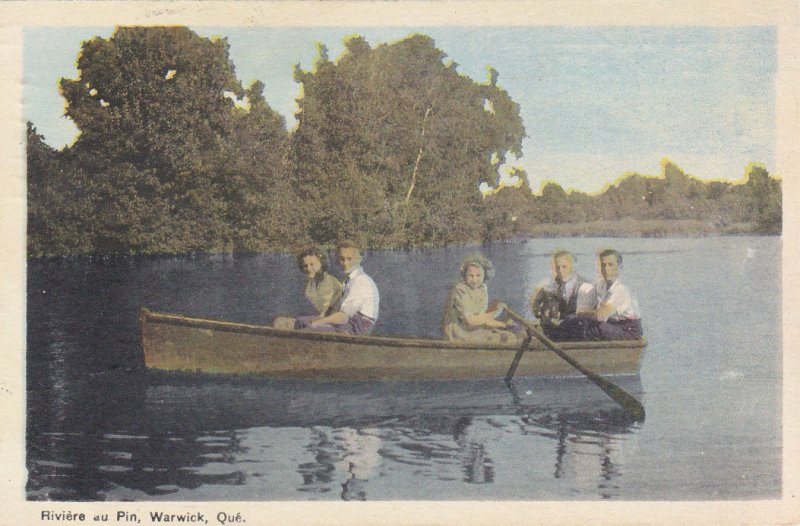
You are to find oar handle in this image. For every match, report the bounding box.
[503,307,537,332]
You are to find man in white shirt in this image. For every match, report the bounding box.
[304,240,380,335]
[530,250,596,335]
[548,248,643,341]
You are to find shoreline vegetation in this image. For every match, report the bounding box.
[27,27,781,258]
[27,229,780,261]
[510,220,771,239]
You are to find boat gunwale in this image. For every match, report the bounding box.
[139,307,647,353]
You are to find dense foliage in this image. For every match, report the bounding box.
[482,160,782,239]
[27,27,782,258]
[288,35,524,248]
[31,27,291,256]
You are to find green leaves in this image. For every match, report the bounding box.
[484,160,782,236]
[31,27,292,256]
[290,33,526,247]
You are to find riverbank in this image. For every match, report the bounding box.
[510,219,768,239]
[27,221,780,259]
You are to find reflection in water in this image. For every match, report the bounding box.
[28,363,643,500]
[31,374,643,500]
[503,380,638,499]
[294,426,384,499]
[28,431,245,501]
[168,375,638,499]
[297,428,337,493]
[453,417,495,485]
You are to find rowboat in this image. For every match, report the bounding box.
[140,308,646,380]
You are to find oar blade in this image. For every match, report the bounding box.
[591,374,646,422]
[503,307,646,423]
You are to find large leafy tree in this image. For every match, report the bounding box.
[27,123,95,256]
[289,34,525,247]
[61,27,241,173]
[51,26,290,254]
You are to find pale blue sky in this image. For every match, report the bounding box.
[24,26,776,193]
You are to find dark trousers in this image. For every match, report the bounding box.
[546,314,643,341]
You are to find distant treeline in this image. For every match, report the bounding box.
[27,27,781,258]
[483,160,782,240]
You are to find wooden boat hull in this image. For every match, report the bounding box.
[140,308,646,380]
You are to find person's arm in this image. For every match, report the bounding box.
[585,285,619,322]
[310,310,348,326]
[575,282,598,315]
[312,275,364,326]
[316,275,343,316]
[595,284,639,322]
[466,300,514,329]
[593,302,616,322]
[464,311,508,328]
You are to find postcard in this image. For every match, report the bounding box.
[2,1,798,525]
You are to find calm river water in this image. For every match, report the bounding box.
[26,236,781,501]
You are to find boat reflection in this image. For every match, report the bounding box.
[144,372,642,426]
[135,373,644,500]
[28,372,643,500]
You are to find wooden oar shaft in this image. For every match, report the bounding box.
[504,331,531,383]
[504,308,645,422]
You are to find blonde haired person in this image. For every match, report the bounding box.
[529,250,596,335]
[441,254,521,344]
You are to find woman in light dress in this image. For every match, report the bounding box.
[441,253,521,344]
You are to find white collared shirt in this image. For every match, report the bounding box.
[535,273,597,311]
[339,266,380,321]
[594,278,640,321]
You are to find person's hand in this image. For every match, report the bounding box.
[487,300,507,316]
[596,302,615,321]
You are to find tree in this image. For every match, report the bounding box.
[482,182,535,240]
[49,26,290,254]
[27,123,99,256]
[289,34,525,247]
[61,27,241,175]
[536,182,570,223]
[742,164,781,233]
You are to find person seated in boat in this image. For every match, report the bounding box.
[529,250,596,337]
[296,246,343,317]
[273,246,344,330]
[441,254,522,344]
[547,248,643,341]
[299,239,379,335]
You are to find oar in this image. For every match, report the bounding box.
[503,307,645,422]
